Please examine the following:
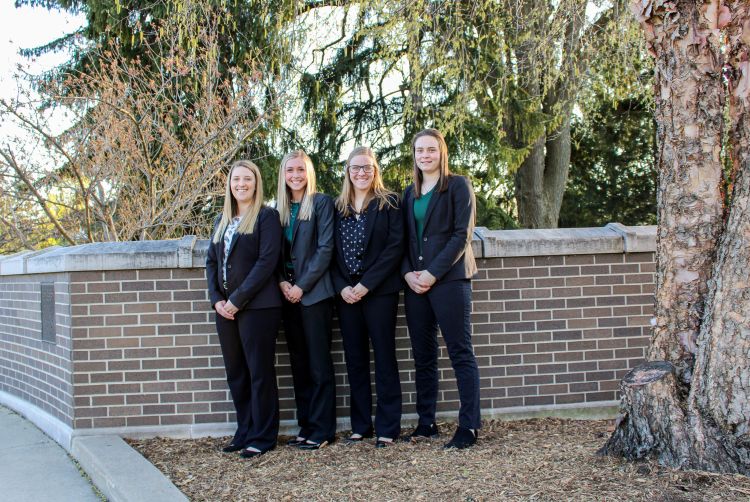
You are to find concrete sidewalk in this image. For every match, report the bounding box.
[0,405,101,501]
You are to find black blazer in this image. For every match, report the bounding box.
[331,194,404,297]
[401,175,478,282]
[279,193,336,306]
[206,206,283,311]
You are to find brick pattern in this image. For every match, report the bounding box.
[0,273,74,424]
[60,252,655,430]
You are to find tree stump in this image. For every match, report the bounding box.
[599,361,691,467]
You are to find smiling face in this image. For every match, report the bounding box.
[230,165,256,206]
[348,154,375,193]
[284,157,308,198]
[414,135,441,176]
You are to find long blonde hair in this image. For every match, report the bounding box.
[276,150,317,227]
[336,146,397,217]
[212,160,265,244]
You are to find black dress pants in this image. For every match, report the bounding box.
[404,279,481,430]
[282,298,336,442]
[338,292,402,439]
[215,307,281,452]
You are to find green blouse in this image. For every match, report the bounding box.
[413,188,434,254]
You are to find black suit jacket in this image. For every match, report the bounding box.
[279,193,335,306]
[206,206,283,311]
[401,175,478,282]
[331,194,404,297]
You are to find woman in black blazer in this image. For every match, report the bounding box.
[332,146,403,448]
[276,150,337,450]
[402,128,481,449]
[205,160,282,458]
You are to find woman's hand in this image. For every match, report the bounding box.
[279,281,292,300]
[286,284,303,303]
[405,271,430,294]
[224,300,240,316]
[340,286,360,304]
[415,270,436,289]
[214,300,235,320]
[352,283,369,299]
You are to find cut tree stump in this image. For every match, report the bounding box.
[598,361,691,467]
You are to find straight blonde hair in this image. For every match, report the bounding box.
[412,128,450,198]
[276,150,317,227]
[335,146,397,217]
[212,160,265,244]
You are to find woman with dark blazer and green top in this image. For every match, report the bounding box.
[331,146,403,448]
[205,160,282,458]
[276,149,337,450]
[402,128,481,449]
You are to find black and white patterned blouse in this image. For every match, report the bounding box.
[222,217,241,282]
[339,209,367,275]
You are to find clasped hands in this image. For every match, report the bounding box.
[404,270,436,294]
[214,299,238,320]
[279,281,303,303]
[340,283,369,304]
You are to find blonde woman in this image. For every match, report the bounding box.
[332,146,403,448]
[276,150,336,449]
[205,160,283,458]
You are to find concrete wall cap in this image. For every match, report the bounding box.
[177,235,198,268]
[1,225,657,275]
[605,223,657,253]
[0,247,60,275]
[22,241,181,275]
[476,225,627,257]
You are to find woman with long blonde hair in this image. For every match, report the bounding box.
[205,159,283,458]
[276,150,337,449]
[332,146,403,448]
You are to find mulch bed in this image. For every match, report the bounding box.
[128,418,750,501]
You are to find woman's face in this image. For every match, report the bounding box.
[414,135,441,176]
[230,166,256,205]
[348,154,375,193]
[284,157,308,195]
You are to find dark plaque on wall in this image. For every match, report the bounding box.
[40,282,56,343]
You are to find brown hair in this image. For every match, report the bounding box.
[411,128,450,197]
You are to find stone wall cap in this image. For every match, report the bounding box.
[476,225,654,258]
[0,225,656,275]
[22,241,182,275]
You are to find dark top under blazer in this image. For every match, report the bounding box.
[401,175,478,282]
[331,194,404,297]
[206,206,283,311]
[280,193,336,306]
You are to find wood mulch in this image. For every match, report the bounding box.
[128,418,750,501]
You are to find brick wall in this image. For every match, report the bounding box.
[0,272,74,425]
[0,226,657,435]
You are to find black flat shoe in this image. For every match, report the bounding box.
[240,446,274,458]
[286,437,306,447]
[443,426,477,450]
[375,438,394,448]
[403,423,439,442]
[345,429,374,444]
[222,442,245,453]
[297,438,334,450]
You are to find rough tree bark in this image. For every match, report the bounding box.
[512,1,584,229]
[600,0,750,474]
